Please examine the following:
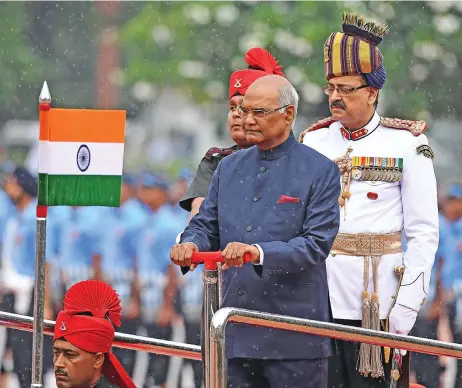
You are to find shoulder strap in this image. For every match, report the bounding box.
[204,146,237,160]
[379,117,428,136]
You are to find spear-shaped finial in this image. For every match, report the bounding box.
[39,81,51,103]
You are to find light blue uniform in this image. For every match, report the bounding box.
[0,189,14,246]
[171,203,189,227]
[440,218,462,321]
[137,205,183,323]
[47,206,73,303]
[180,266,203,323]
[1,200,54,313]
[101,198,147,306]
[57,206,109,289]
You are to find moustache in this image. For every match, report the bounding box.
[330,101,346,110]
[55,368,68,377]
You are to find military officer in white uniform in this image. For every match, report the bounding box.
[299,12,439,388]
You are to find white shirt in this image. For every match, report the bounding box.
[302,112,439,320]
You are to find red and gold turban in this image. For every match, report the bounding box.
[228,47,284,100]
[324,12,390,89]
[54,280,135,388]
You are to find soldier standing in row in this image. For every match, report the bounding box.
[179,47,285,221]
[299,12,439,388]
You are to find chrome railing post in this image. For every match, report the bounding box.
[202,268,219,388]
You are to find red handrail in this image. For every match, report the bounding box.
[191,251,252,270]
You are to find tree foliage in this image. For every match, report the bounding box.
[0,2,43,124]
[1,1,461,126]
[119,1,462,123]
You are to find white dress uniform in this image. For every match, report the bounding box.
[300,111,439,321]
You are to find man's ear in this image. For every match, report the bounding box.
[285,105,295,125]
[93,352,105,369]
[368,88,379,106]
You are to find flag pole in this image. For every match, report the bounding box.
[31,81,51,388]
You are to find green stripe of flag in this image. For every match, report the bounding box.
[38,174,121,207]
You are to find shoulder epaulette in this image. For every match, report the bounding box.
[380,117,427,136]
[298,117,336,142]
[204,146,237,160]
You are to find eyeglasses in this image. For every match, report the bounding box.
[238,104,290,118]
[324,84,368,96]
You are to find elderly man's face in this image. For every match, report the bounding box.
[53,340,104,388]
[327,75,377,126]
[241,84,294,150]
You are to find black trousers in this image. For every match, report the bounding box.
[228,357,328,388]
[112,318,138,378]
[448,301,462,388]
[411,317,441,388]
[182,321,203,388]
[328,319,391,388]
[143,323,172,387]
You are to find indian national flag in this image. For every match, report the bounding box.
[38,108,126,207]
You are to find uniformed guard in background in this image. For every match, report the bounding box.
[58,205,109,291]
[1,167,55,386]
[136,172,183,388]
[299,12,439,388]
[179,47,284,220]
[100,173,147,378]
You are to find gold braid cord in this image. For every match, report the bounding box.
[370,256,384,378]
[358,255,384,378]
[334,147,353,220]
[384,265,406,364]
[358,256,371,376]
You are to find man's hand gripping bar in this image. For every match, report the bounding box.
[191,251,252,270]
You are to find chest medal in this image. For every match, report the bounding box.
[351,156,403,183]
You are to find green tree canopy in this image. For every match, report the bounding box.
[119,1,462,124]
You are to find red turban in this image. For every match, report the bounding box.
[228,47,284,100]
[54,280,135,388]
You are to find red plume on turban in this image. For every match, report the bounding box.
[54,280,135,388]
[228,47,284,100]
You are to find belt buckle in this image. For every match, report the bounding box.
[356,234,371,256]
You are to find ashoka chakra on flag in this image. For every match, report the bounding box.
[77,145,91,172]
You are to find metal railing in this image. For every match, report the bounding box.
[208,307,462,387]
[0,311,201,361]
[3,250,462,387]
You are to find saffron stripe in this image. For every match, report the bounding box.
[40,109,126,143]
[358,40,372,74]
[332,33,344,77]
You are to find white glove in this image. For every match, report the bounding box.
[389,303,419,355]
[175,232,182,244]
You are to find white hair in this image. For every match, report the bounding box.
[279,83,299,128]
